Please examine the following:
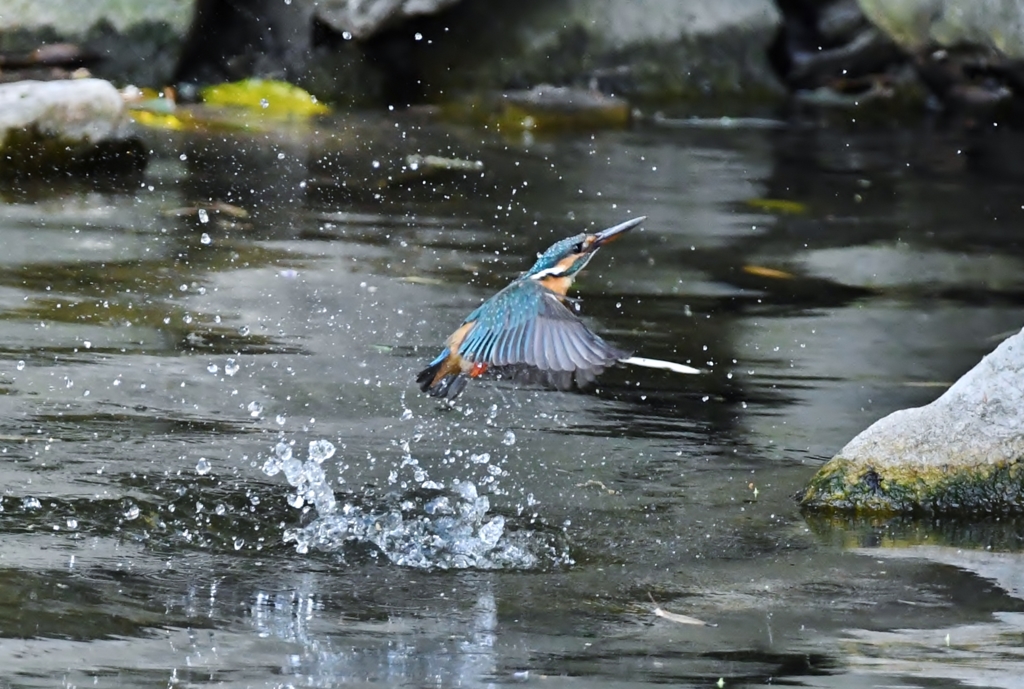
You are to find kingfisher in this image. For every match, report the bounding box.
[417,216,700,400]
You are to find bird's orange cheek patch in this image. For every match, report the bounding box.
[469,362,489,378]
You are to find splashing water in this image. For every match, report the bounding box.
[262,438,572,571]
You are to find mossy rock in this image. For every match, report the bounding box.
[0,78,146,178]
[802,457,1024,515]
[802,327,1024,515]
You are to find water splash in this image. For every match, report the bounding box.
[263,439,572,571]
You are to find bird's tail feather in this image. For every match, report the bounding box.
[620,356,701,375]
[416,360,443,392]
[416,360,469,400]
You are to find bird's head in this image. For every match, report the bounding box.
[524,216,645,281]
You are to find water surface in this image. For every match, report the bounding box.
[1,113,1023,687]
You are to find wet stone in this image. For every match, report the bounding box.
[802,327,1024,515]
[0,78,146,177]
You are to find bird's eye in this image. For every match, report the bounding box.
[572,242,584,253]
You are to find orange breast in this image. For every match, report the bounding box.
[538,275,572,295]
[446,321,475,350]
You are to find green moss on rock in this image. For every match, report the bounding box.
[802,456,1024,515]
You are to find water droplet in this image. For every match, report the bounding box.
[123,504,140,521]
[275,414,286,426]
[83,341,92,349]
[275,441,293,462]
[200,232,212,245]
[234,537,245,550]
[197,208,209,224]
[400,408,413,420]
[502,430,516,446]
[22,497,41,510]
[215,503,227,516]
[207,363,219,374]
[224,358,240,376]
[260,98,269,109]
[247,401,263,418]
[196,457,211,475]
[16,360,25,371]
[478,516,504,547]
[66,517,78,529]
[238,326,250,336]
[308,439,336,464]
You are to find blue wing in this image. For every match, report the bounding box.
[456,279,628,374]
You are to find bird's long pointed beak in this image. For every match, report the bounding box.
[591,216,645,250]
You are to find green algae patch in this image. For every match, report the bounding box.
[801,457,1024,516]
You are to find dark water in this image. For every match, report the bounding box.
[2,111,1024,687]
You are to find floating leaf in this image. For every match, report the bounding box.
[200,79,329,117]
[744,198,808,214]
[742,265,795,280]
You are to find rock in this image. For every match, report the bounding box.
[314,0,463,40]
[174,0,387,106]
[858,0,1024,58]
[855,0,1024,110]
[394,0,785,104]
[802,327,1024,514]
[0,0,195,86]
[177,0,785,107]
[0,79,146,177]
[772,0,906,92]
[450,85,632,132]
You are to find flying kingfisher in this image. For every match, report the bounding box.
[417,216,700,400]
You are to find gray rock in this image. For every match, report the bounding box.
[858,0,1024,58]
[802,327,1024,514]
[0,0,195,86]
[0,79,145,176]
[409,0,784,102]
[313,0,463,40]
[176,0,784,106]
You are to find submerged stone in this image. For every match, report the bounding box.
[450,85,632,133]
[0,78,146,177]
[802,327,1024,515]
